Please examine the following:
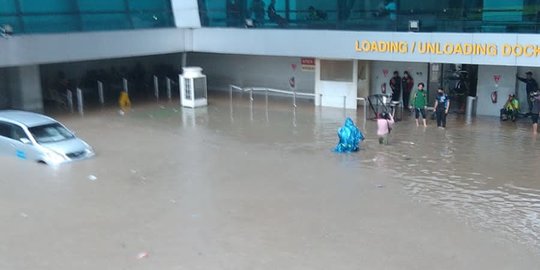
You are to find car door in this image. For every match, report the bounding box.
[0,121,39,161]
[0,121,12,157]
[9,123,41,161]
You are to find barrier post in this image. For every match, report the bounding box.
[265,88,269,122]
[153,75,159,101]
[76,88,84,115]
[97,81,104,105]
[166,77,172,100]
[66,90,73,113]
[293,88,297,108]
[122,78,128,94]
[363,98,367,129]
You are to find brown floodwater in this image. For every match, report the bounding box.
[1,91,540,269]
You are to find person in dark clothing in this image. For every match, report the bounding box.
[226,0,241,27]
[389,71,401,102]
[433,88,450,128]
[267,0,286,27]
[517,71,539,114]
[531,91,540,134]
[454,74,469,113]
[401,71,414,109]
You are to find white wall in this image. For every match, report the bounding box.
[4,28,540,69]
[0,28,186,68]
[476,65,517,116]
[370,61,429,100]
[187,53,315,93]
[192,28,540,67]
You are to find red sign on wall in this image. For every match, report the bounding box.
[301,58,315,71]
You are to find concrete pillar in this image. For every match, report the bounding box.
[171,0,202,28]
[6,65,43,112]
[0,68,12,109]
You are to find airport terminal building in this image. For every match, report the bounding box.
[2,0,540,117]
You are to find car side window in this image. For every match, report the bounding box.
[0,122,30,142]
[10,124,30,142]
[0,122,10,138]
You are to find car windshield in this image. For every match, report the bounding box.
[29,123,75,143]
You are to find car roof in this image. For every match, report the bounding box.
[0,110,57,127]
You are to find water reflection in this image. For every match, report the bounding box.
[212,92,540,249]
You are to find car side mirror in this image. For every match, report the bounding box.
[20,138,32,144]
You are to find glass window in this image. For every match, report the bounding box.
[10,125,29,142]
[22,15,79,33]
[29,123,75,144]
[80,14,131,31]
[0,122,29,142]
[0,0,17,14]
[0,0,174,34]
[0,122,10,138]
[199,0,540,34]
[19,0,77,13]
[131,12,172,28]
[0,16,21,33]
[128,0,170,11]
[77,0,125,12]
[321,60,353,82]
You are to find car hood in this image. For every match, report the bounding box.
[41,138,90,155]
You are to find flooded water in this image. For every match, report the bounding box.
[2,91,540,269]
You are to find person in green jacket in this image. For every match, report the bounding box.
[411,82,428,127]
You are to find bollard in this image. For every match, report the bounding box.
[343,96,347,109]
[166,77,172,100]
[153,76,159,101]
[66,90,73,113]
[249,91,254,122]
[319,93,323,106]
[76,88,84,115]
[229,86,234,123]
[265,88,269,122]
[293,88,297,108]
[363,98,367,130]
[122,78,128,94]
[97,81,104,105]
[466,96,477,118]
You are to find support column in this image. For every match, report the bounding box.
[7,65,44,112]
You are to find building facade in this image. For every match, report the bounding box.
[2,0,540,116]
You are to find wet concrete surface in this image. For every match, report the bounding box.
[1,92,540,269]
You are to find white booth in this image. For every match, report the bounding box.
[315,59,359,109]
[180,67,207,108]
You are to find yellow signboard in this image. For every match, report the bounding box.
[355,40,540,57]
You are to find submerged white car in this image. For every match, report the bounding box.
[0,110,94,165]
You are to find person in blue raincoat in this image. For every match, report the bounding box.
[334,117,364,152]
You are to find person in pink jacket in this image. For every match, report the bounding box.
[377,112,394,145]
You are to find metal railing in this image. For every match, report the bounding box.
[229,84,367,129]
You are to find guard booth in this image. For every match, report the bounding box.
[180,67,207,108]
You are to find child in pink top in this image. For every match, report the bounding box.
[377,112,394,144]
